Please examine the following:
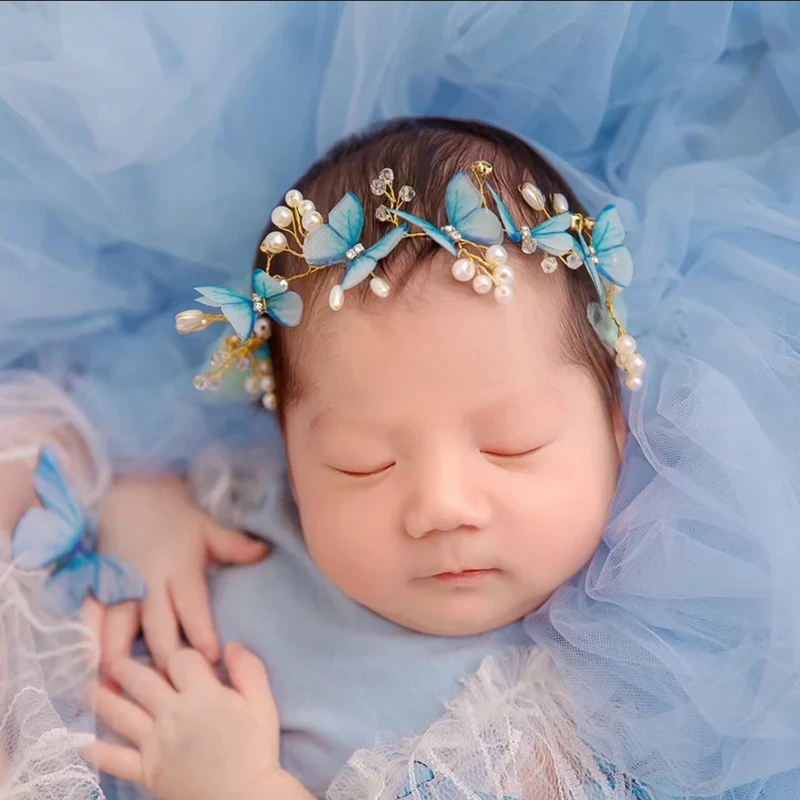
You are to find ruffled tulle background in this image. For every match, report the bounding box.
[1,1,800,798]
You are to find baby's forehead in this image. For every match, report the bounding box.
[288,254,569,405]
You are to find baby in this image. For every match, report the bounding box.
[35,118,643,798]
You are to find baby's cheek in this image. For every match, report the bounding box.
[302,507,396,605]
[508,480,609,588]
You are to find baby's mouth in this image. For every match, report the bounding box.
[430,568,499,583]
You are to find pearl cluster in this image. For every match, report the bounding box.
[451,244,515,304]
[614,333,647,391]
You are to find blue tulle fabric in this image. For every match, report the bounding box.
[2,2,800,797]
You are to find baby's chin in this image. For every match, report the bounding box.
[374,590,545,638]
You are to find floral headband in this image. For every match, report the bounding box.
[175,161,645,410]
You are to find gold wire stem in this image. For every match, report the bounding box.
[286,265,325,282]
[604,285,627,337]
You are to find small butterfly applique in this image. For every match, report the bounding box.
[596,759,654,800]
[12,447,146,614]
[302,191,408,291]
[394,171,503,254]
[194,269,303,340]
[486,184,575,258]
[576,205,634,292]
[396,761,518,800]
[396,761,435,798]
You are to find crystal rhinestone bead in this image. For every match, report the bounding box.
[379,168,394,183]
[521,237,538,255]
[399,185,416,202]
[566,251,584,269]
[371,178,386,195]
[375,205,391,222]
[345,243,365,261]
[442,225,462,242]
[541,256,559,273]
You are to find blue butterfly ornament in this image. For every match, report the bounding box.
[489,184,583,272]
[194,269,303,340]
[393,171,503,255]
[12,447,146,614]
[302,191,408,309]
[575,205,634,292]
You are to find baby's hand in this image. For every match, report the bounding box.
[90,645,311,800]
[97,475,268,672]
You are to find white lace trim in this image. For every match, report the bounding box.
[328,649,639,800]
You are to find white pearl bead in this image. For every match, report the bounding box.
[451,258,476,282]
[493,264,515,285]
[329,284,344,311]
[244,375,261,395]
[472,274,493,295]
[553,193,569,214]
[614,334,637,356]
[259,375,275,393]
[625,374,644,392]
[175,309,207,334]
[298,199,316,217]
[485,244,508,266]
[254,317,271,338]
[302,211,323,231]
[369,276,391,298]
[626,352,647,376]
[494,284,514,304]
[615,353,629,370]
[521,183,546,211]
[271,206,293,229]
[285,189,303,208]
[263,231,287,253]
[261,392,278,411]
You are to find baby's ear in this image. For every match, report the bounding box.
[612,402,628,461]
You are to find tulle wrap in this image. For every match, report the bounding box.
[1,2,800,798]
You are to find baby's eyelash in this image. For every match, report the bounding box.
[332,463,395,478]
[481,446,541,459]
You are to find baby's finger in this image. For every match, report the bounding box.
[205,524,269,565]
[101,601,141,672]
[169,574,220,663]
[141,586,181,672]
[224,642,275,709]
[83,739,142,785]
[111,659,175,716]
[80,596,105,648]
[94,685,152,746]
[167,647,219,693]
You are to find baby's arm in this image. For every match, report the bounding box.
[91,644,314,800]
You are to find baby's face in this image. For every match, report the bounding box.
[284,257,625,636]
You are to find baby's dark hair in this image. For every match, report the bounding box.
[256,117,619,415]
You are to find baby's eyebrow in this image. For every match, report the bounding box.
[308,407,335,434]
